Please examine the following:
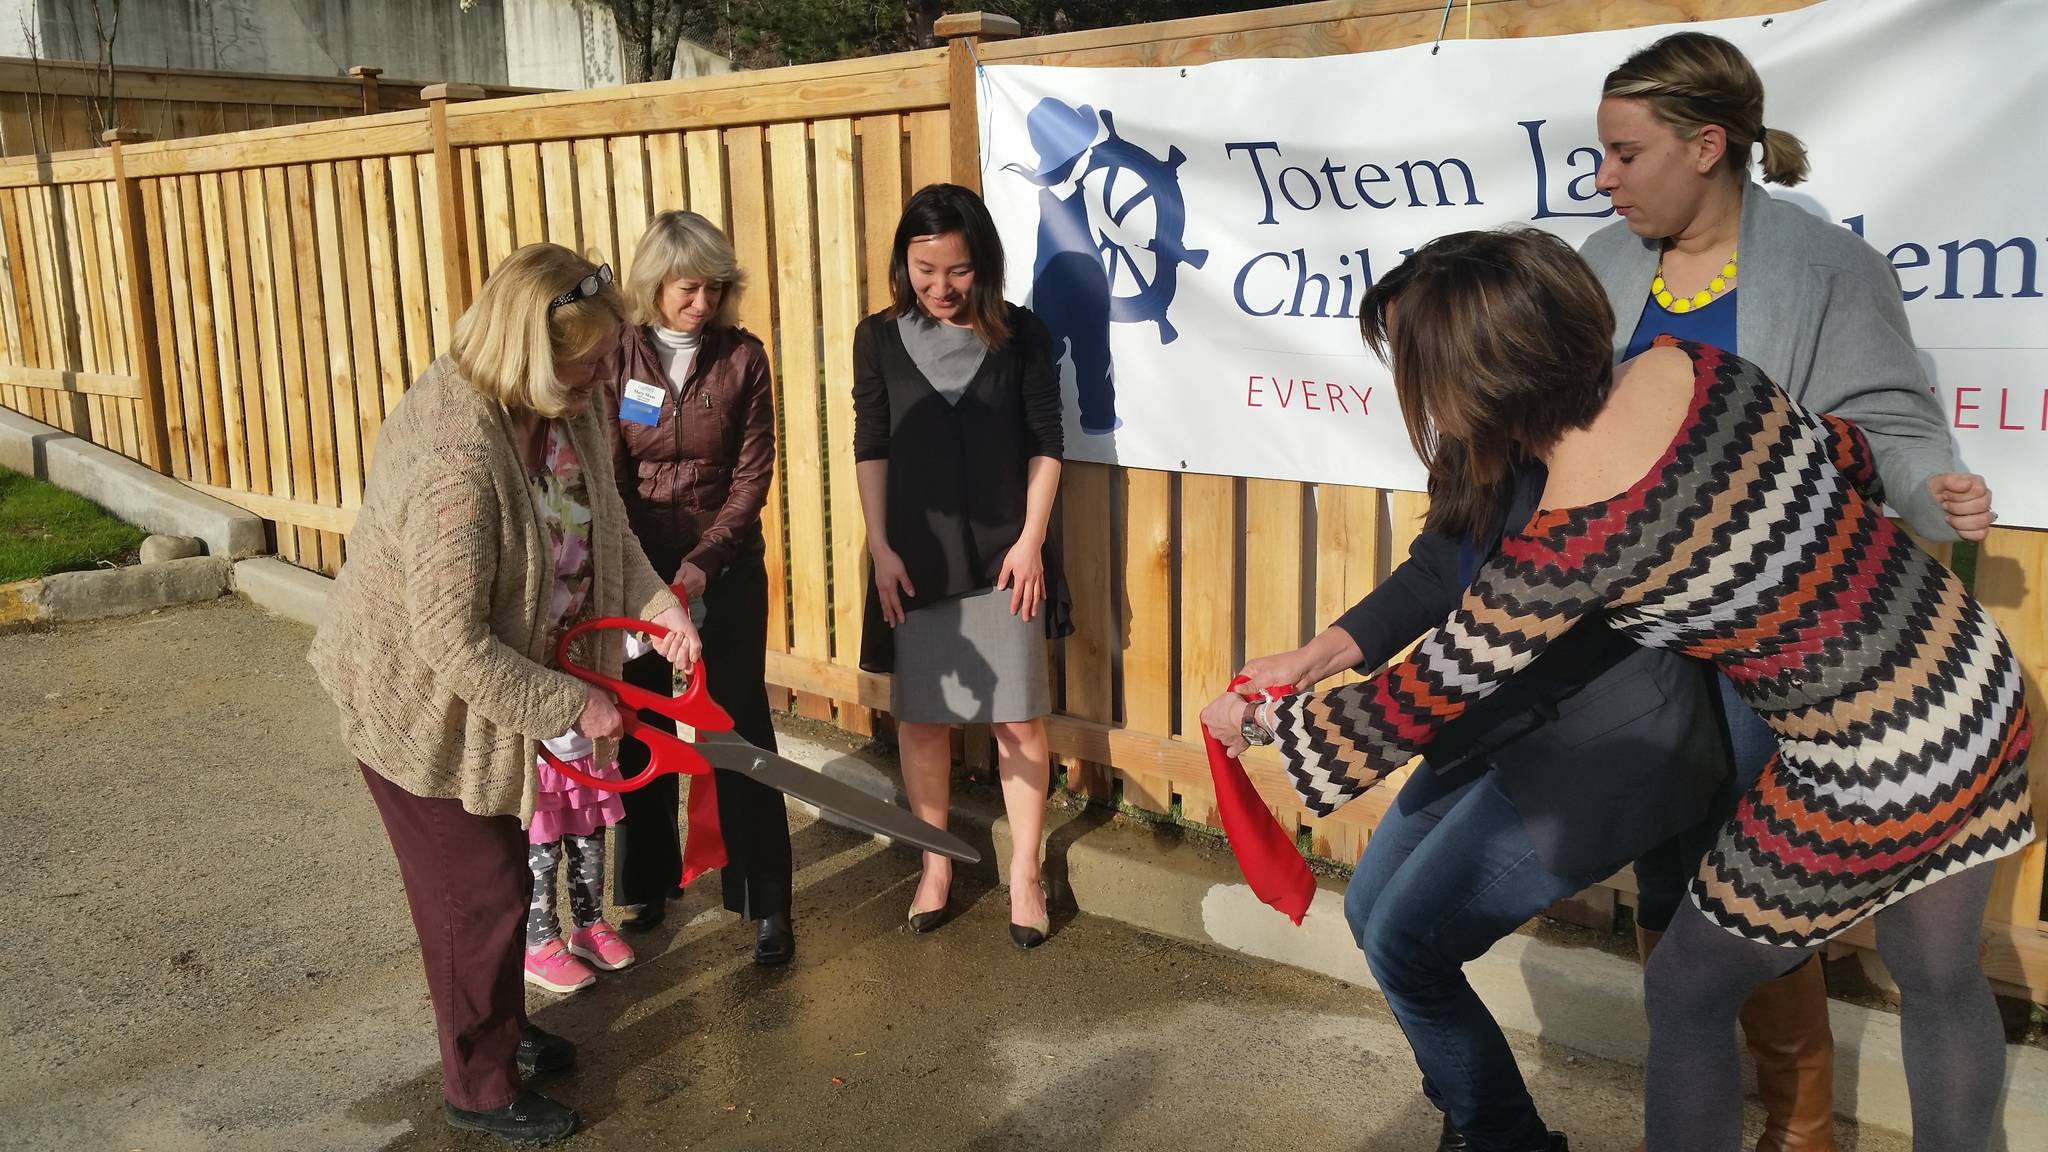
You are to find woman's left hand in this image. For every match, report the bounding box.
[1199,690,1255,759]
[648,604,703,672]
[997,536,1046,621]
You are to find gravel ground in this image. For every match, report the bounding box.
[0,599,1911,1152]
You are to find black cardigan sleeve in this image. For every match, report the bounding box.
[1333,527,1464,674]
[851,317,891,463]
[1013,307,1065,459]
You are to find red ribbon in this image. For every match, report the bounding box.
[536,587,734,887]
[1202,676,1316,925]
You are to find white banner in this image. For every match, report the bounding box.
[979,0,2048,528]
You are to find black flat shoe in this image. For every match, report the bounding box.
[516,1023,576,1077]
[619,901,667,934]
[1435,1119,1563,1152]
[444,1088,578,1145]
[753,913,795,966]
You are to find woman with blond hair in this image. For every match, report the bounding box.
[310,242,701,1145]
[1583,31,1995,1149]
[600,209,795,965]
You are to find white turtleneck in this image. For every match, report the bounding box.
[650,325,701,395]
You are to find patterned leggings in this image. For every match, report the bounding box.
[526,833,606,948]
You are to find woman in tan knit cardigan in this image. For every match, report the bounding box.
[310,243,700,1146]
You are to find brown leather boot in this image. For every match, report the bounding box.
[1738,956,1837,1151]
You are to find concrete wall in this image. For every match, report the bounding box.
[504,0,617,89]
[3,0,730,88]
[13,0,511,83]
[501,0,733,87]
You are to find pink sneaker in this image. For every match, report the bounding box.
[523,938,596,993]
[568,921,635,971]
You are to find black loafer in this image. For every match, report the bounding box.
[444,1088,578,1144]
[753,913,795,966]
[1436,1117,1565,1152]
[620,901,667,934]
[516,1023,576,1077]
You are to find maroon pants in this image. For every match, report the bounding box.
[361,764,527,1111]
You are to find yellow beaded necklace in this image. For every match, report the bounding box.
[1652,249,1738,314]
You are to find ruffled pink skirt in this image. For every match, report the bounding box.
[529,754,627,844]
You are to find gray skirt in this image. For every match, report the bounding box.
[890,585,1051,724]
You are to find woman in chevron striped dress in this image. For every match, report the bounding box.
[1212,228,2033,1152]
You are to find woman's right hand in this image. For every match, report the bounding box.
[576,683,623,740]
[872,545,916,627]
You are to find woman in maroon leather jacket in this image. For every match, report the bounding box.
[600,210,795,965]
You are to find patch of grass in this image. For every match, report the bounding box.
[0,466,146,583]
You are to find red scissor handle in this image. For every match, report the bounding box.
[539,712,710,792]
[534,600,735,794]
[553,615,734,734]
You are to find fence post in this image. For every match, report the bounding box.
[422,83,484,323]
[103,127,172,473]
[935,12,1021,193]
[348,65,384,115]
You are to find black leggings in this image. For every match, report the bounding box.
[1644,863,2002,1152]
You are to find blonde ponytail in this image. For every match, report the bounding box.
[1758,126,1810,186]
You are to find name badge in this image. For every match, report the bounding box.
[619,378,664,426]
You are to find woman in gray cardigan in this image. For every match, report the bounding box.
[312,243,697,1146]
[1582,32,1997,1152]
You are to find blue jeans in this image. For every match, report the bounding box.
[1633,675,1777,931]
[1346,763,1598,1151]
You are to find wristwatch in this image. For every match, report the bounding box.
[1240,698,1276,747]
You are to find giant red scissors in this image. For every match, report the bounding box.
[535,614,734,793]
[536,608,980,865]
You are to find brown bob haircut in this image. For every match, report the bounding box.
[888,182,1012,348]
[1359,228,1615,540]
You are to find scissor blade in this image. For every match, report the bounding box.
[691,731,981,864]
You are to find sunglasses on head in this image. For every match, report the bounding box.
[549,263,614,313]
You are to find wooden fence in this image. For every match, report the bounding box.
[0,0,2044,1002]
[0,57,544,157]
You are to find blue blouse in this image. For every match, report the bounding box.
[1622,287,1737,361]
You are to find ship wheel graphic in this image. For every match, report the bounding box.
[1088,111,1208,344]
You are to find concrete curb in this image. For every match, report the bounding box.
[0,407,265,558]
[232,557,332,628]
[0,556,231,626]
[0,404,68,476]
[773,723,2048,1144]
